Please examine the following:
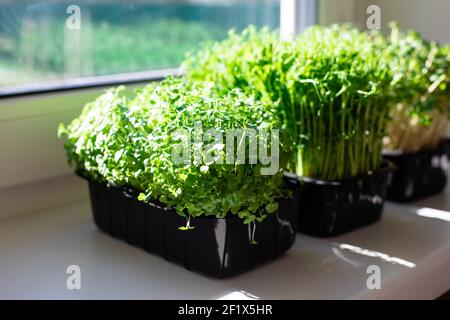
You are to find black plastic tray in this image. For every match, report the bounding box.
[290,161,395,237]
[84,176,298,278]
[383,142,448,202]
[445,139,450,158]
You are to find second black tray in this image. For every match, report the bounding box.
[291,161,395,237]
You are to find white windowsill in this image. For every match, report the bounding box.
[1,184,450,300]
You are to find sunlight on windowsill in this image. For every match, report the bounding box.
[416,207,450,222]
[217,290,260,300]
[333,243,416,269]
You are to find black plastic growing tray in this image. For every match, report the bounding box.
[445,139,450,158]
[291,161,395,237]
[383,141,449,202]
[83,175,299,278]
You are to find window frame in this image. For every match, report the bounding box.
[0,68,180,98]
[280,0,318,40]
[0,0,318,98]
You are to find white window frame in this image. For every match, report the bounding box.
[280,0,318,40]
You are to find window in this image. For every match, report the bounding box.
[0,0,279,92]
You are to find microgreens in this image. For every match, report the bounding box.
[381,23,450,152]
[185,25,394,180]
[58,78,290,223]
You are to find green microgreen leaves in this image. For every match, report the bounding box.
[58,78,290,223]
[381,23,450,152]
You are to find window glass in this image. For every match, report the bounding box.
[0,0,279,88]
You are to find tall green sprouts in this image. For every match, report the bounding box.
[288,25,393,179]
[185,25,394,180]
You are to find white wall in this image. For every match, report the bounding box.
[365,0,450,43]
[320,0,450,43]
[319,0,361,27]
